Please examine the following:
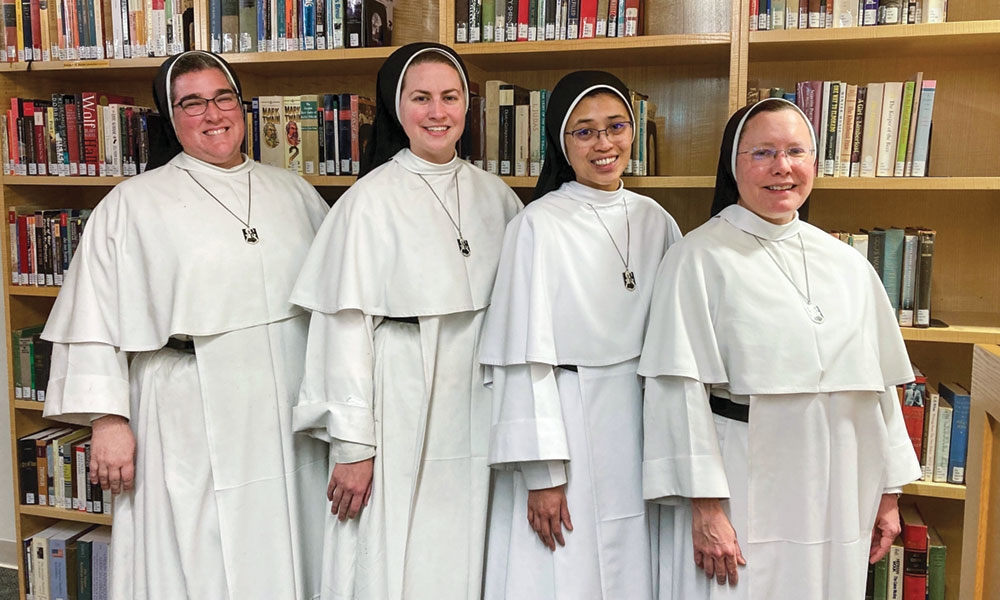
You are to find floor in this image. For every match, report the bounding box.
[0,567,16,600]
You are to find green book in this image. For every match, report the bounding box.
[927,526,947,600]
[482,0,496,41]
[893,79,916,176]
[873,554,889,599]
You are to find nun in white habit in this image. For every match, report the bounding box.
[639,98,921,599]
[480,70,682,599]
[290,43,521,600]
[41,51,330,599]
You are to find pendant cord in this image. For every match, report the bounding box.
[185,170,253,230]
[752,232,812,304]
[587,196,631,271]
[416,172,463,239]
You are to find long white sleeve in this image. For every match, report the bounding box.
[488,363,569,487]
[643,375,730,503]
[42,342,130,426]
[294,309,377,463]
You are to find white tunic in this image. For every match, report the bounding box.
[639,204,921,600]
[480,181,682,599]
[290,149,521,600]
[42,153,331,600]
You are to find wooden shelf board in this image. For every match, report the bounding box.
[456,34,733,71]
[901,312,1000,344]
[903,480,966,500]
[302,175,357,187]
[502,175,717,188]
[2,176,124,187]
[14,400,45,411]
[749,20,1000,61]
[20,505,113,526]
[812,177,1000,191]
[9,286,60,297]
[0,57,164,73]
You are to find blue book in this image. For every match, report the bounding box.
[879,227,905,312]
[938,382,971,485]
[910,80,936,177]
[48,522,95,600]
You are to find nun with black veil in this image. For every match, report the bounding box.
[40,50,331,599]
[480,70,682,599]
[639,97,920,599]
[290,42,521,599]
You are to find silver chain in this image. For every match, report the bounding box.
[587,197,631,271]
[416,172,463,239]
[752,232,812,304]
[185,170,252,230]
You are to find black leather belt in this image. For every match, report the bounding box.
[710,395,749,423]
[556,365,578,372]
[165,337,195,351]
[383,316,420,325]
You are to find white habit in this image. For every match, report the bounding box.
[480,181,682,600]
[42,153,331,600]
[291,149,521,600]
[639,204,921,600]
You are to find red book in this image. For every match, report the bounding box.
[899,373,926,463]
[64,96,80,175]
[579,0,597,37]
[900,504,928,600]
[16,214,28,284]
[517,0,529,40]
[32,102,48,176]
[623,0,639,36]
[29,0,42,58]
[6,108,19,173]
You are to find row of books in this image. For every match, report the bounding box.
[755,73,937,178]
[751,0,948,32]
[3,93,153,177]
[899,366,971,486]
[454,0,644,44]
[248,93,374,175]
[1,0,188,63]
[11,323,51,401]
[865,503,946,600]
[209,0,393,54]
[835,226,935,328]
[24,523,112,600]
[17,425,115,515]
[8,208,93,291]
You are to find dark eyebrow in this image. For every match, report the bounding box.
[409,88,462,96]
[175,88,235,104]
[569,113,628,128]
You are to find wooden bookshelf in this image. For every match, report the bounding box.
[2,0,998,598]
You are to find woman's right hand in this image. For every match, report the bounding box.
[89,415,136,494]
[328,457,374,521]
[691,497,746,586]
[527,485,573,551]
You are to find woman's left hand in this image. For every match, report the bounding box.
[870,493,902,563]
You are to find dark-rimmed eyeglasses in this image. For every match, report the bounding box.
[174,92,241,116]
[564,121,633,144]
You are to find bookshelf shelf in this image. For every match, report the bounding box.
[455,33,733,71]
[899,312,1000,344]
[902,481,967,501]
[1,176,124,187]
[13,401,44,411]
[0,57,165,73]
[500,175,718,189]
[748,20,1000,61]
[9,287,61,298]
[20,505,113,526]
[811,177,1000,191]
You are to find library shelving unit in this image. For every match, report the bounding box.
[2,0,997,598]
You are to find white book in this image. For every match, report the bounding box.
[850,232,868,258]
[833,0,858,27]
[838,84,857,177]
[529,90,542,177]
[887,541,904,599]
[833,81,846,177]
[515,104,529,177]
[876,81,903,177]
[933,398,953,482]
[922,0,946,23]
[772,0,786,29]
[859,82,884,177]
[151,0,168,56]
[922,392,940,481]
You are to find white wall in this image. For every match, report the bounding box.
[0,291,19,567]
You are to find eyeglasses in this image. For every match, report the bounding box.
[736,147,815,164]
[174,92,241,116]
[564,121,633,144]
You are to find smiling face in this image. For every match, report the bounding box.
[734,107,815,225]
[564,93,633,192]
[171,68,245,169]
[398,60,466,164]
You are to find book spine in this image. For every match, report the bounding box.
[914,229,934,327]
[910,80,935,177]
[876,82,902,177]
[893,80,915,176]
[849,85,866,177]
[921,392,939,481]
[933,401,952,482]
[947,390,970,484]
